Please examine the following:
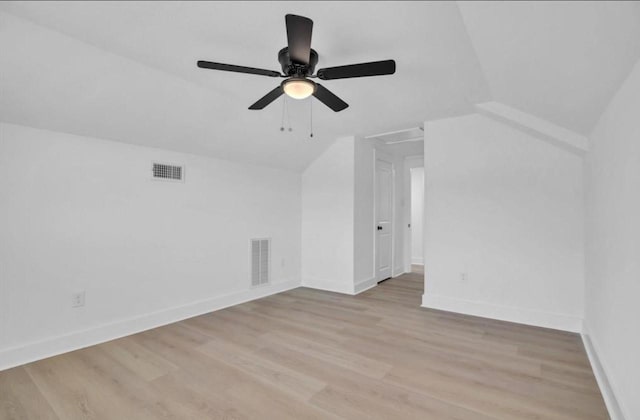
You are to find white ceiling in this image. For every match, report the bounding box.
[1,2,638,170]
[0,1,488,171]
[458,1,640,136]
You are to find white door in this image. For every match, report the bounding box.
[375,157,393,281]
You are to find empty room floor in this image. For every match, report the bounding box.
[0,272,607,420]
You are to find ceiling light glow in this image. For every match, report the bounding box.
[283,78,315,99]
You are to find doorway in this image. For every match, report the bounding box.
[410,166,424,272]
[402,156,424,275]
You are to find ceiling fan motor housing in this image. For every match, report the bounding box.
[278,47,319,77]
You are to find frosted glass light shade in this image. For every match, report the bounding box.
[283,79,315,99]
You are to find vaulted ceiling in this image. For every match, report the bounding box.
[1,2,639,171]
[458,1,640,136]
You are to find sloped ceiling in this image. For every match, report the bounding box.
[0,1,489,171]
[1,2,639,171]
[458,1,640,136]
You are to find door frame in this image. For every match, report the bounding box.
[373,150,395,283]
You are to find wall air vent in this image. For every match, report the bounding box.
[152,162,184,182]
[251,238,270,287]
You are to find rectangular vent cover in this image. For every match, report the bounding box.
[251,238,270,287]
[152,162,183,181]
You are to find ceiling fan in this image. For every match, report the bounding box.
[197,14,396,112]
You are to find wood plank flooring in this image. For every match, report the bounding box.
[0,270,608,419]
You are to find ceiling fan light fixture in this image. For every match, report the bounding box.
[197,14,395,111]
[283,78,315,99]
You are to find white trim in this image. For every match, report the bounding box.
[354,277,377,294]
[0,280,299,371]
[302,277,377,296]
[302,277,354,295]
[581,326,627,420]
[411,257,424,265]
[364,127,422,139]
[421,293,582,333]
[392,270,409,278]
[385,137,423,145]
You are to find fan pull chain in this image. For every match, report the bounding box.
[280,96,285,131]
[286,97,292,132]
[309,98,314,138]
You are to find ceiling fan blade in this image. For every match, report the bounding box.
[248,86,284,110]
[285,14,313,65]
[317,60,396,80]
[313,83,348,112]
[197,61,281,77]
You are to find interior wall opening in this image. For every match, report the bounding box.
[410,166,424,275]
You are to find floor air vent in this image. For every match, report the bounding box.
[152,162,184,181]
[251,238,270,287]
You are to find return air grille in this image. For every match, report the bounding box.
[152,163,183,181]
[251,238,270,287]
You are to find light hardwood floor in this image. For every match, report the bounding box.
[0,271,607,419]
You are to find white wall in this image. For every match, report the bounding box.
[353,139,376,292]
[584,59,640,420]
[309,137,417,296]
[410,167,424,265]
[422,114,585,332]
[0,122,301,369]
[301,137,355,294]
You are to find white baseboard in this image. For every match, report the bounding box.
[302,276,377,296]
[354,277,377,294]
[302,277,354,295]
[0,280,299,371]
[581,326,627,420]
[421,293,582,332]
[411,258,424,265]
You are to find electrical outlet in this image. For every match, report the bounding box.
[460,272,468,282]
[72,291,85,308]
